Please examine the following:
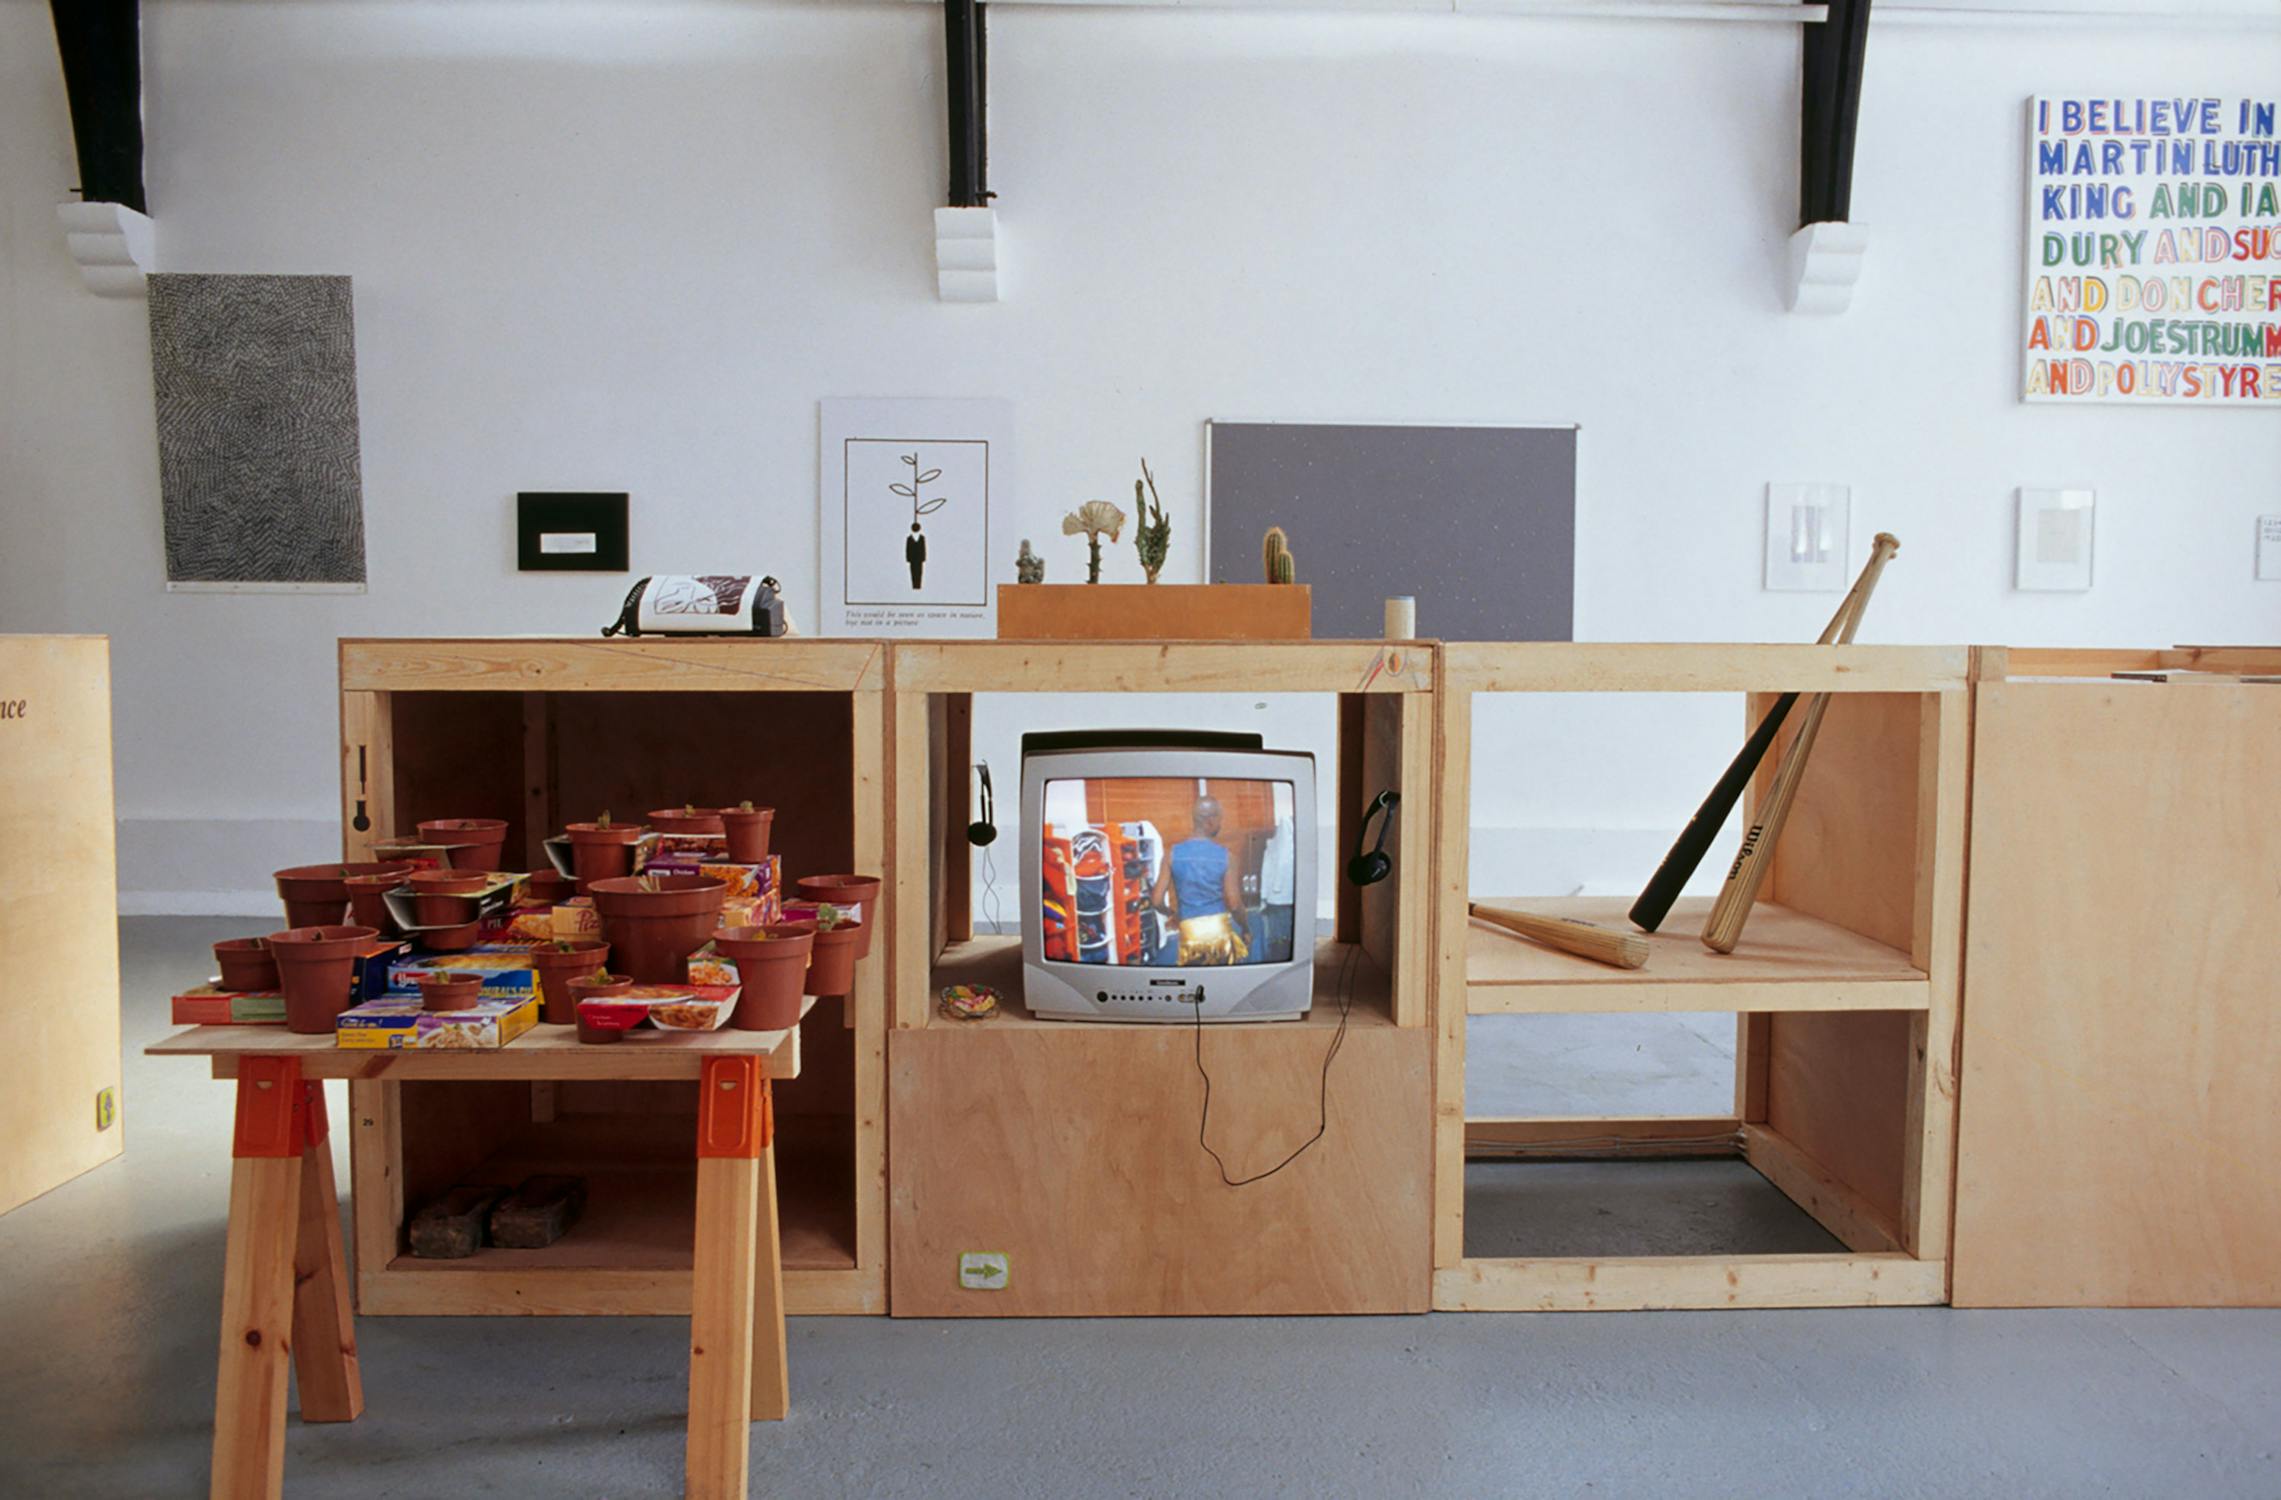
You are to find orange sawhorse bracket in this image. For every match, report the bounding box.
[212,1057,361,1500]
[687,1055,787,1500]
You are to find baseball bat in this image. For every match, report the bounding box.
[1470,903,1650,970]
[1700,533,1900,954]
[1628,534,1898,933]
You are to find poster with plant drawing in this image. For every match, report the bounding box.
[820,398,1007,636]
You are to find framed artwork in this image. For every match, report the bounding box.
[819,398,1008,637]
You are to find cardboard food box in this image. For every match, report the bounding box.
[551,900,601,940]
[384,949,540,1003]
[337,993,540,1050]
[643,832,726,865]
[643,855,780,902]
[718,890,783,930]
[344,938,410,1004]
[172,985,287,1026]
[497,902,559,944]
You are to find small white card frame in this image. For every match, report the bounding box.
[2257,515,2281,582]
[1764,483,1851,592]
[2015,487,2097,592]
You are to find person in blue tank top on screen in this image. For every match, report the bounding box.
[1151,795,1250,966]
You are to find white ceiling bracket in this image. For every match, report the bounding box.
[57,200,155,299]
[935,205,1001,303]
[1786,221,1867,315]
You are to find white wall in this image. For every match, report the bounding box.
[2,1,2275,912]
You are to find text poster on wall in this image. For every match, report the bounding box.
[2025,95,2281,406]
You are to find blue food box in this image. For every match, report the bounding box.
[383,947,541,1002]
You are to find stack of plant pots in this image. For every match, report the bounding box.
[417,817,509,871]
[273,861,413,927]
[407,869,489,950]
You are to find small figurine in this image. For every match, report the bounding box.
[1015,539,1045,584]
[1262,526,1297,584]
[1133,459,1171,585]
[1063,500,1126,585]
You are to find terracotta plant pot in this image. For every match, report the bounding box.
[268,925,379,1035]
[274,862,412,928]
[804,922,862,998]
[719,805,775,864]
[528,939,612,1024]
[213,937,280,993]
[408,869,487,924]
[795,874,883,958]
[564,822,645,894]
[419,818,509,872]
[526,868,578,904]
[648,806,724,835]
[416,971,486,1013]
[567,972,634,1007]
[714,923,814,1031]
[589,875,727,982]
[343,871,406,935]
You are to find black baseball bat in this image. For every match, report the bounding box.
[1627,694,1796,932]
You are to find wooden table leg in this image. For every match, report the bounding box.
[750,1135,789,1423]
[687,1056,772,1500]
[211,1058,312,1500]
[290,1081,363,1422]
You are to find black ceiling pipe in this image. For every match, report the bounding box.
[50,0,146,214]
[945,0,989,207]
[1799,0,1871,226]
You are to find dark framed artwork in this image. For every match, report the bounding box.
[147,273,367,590]
[516,492,630,572]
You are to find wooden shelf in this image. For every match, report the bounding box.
[1465,896,1927,1015]
[927,933,1395,1030]
[380,1112,856,1279]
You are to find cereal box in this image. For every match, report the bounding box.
[337,994,540,1050]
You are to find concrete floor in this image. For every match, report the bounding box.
[2,918,2276,1498]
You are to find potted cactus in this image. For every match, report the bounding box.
[273,861,413,927]
[1133,459,1171,584]
[589,874,727,981]
[719,801,775,863]
[794,903,863,997]
[267,925,380,1035]
[564,813,645,893]
[416,817,509,872]
[648,803,724,835]
[1262,525,1297,584]
[712,922,816,1031]
[212,937,280,993]
[1062,500,1126,584]
[793,873,882,958]
[415,970,486,1013]
[527,938,611,1024]
[407,869,488,951]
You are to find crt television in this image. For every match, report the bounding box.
[1019,730,1316,1023]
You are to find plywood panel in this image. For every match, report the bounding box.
[889,1021,1431,1315]
[1953,682,2281,1307]
[1764,1011,1910,1232]
[0,636,122,1215]
[1766,691,1921,952]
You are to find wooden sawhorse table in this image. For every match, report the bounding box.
[149,1022,804,1500]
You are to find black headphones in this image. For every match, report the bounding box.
[967,762,997,847]
[1347,790,1398,887]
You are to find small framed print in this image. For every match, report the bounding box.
[517,492,629,572]
[2015,488,2095,592]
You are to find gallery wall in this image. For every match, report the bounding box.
[1,1,2275,911]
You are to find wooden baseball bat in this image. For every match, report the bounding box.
[1470,903,1649,970]
[1701,533,1900,954]
[1628,537,1897,933]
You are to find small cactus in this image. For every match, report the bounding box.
[1133,459,1171,584]
[1262,526,1296,585]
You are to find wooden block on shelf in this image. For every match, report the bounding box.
[407,1184,509,1260]
[489,1174,588,1248]
[995,584,1310,642]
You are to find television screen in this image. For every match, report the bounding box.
[1039,776,1299,969]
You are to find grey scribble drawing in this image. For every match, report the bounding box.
[147,273,367,585]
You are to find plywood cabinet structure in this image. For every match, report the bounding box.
[1950,648,2281,1308]
[1433,645,1973,1311]
[0,636,122,1215]
[336,639,888,1315]
[885,641,1437,1316]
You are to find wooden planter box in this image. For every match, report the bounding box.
[996,583,1310,641]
